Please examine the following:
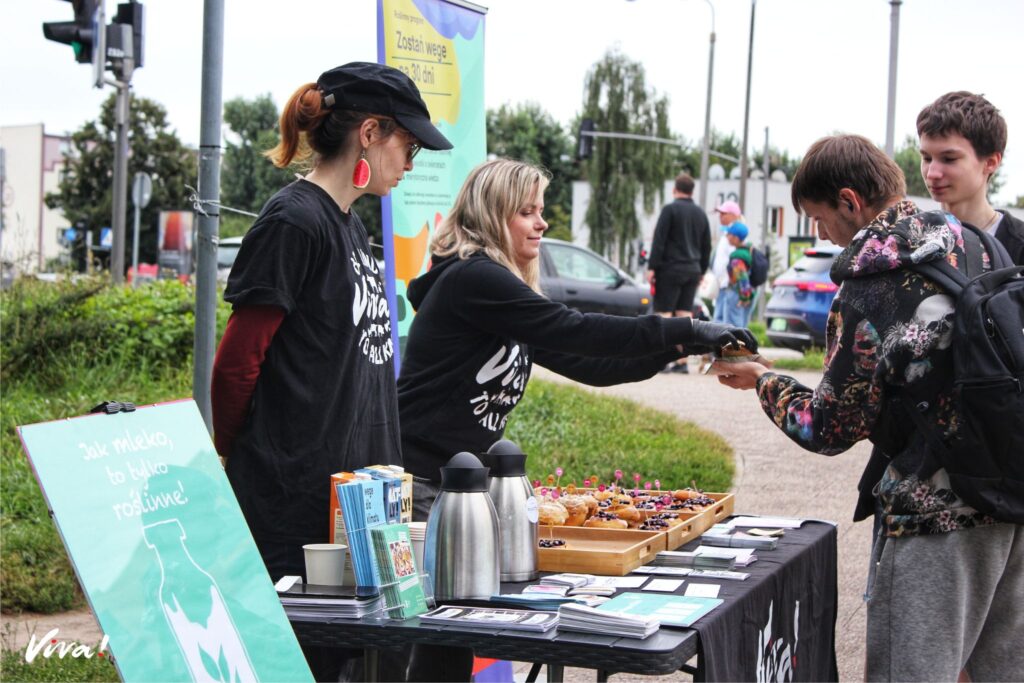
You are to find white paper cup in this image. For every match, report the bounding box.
[303,543,347,586]
[408,522,426,571]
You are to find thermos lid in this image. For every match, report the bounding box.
[481,439,527,477]
[440,452,491,492]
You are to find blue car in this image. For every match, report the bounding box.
[765,245,841,351]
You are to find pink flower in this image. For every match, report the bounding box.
[633,473,641,483]
[533,480,540,488]
[555,467,564,477]
[644,482,652,490]
[583,479,592,487]
[551,489,560,500]
[614,469,623,481]
[598,484,606,492]
[654,479,661,490]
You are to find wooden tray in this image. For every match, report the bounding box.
[690,492,735,535]
[537,527,663,576]
[656,511,702,550]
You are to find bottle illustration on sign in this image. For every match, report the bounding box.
[143,519,257,682]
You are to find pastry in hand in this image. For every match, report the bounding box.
[583,511,628,529]
[538,501,568,526]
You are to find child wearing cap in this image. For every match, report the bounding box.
[722,222,754,327]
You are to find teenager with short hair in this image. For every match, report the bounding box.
[917,91,1023,264]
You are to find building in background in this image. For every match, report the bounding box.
[0,124,69,274]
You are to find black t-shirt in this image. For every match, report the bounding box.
[648,197,711,276]
[224,180,402,544]
[397,254,689,483]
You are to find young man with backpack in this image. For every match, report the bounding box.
[714,134,1023,682]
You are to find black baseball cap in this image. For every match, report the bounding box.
[317,62,453,151]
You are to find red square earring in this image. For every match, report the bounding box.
[352,150,371,189]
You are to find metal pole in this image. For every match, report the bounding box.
[755,126,769,322]
[132,200,141,287]
[111,82,130,284]
[738,0,756,210]
[698,0,716,212]
[193,0,225,432]
[885,0,902,156]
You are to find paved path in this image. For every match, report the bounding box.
[528,362,873,682]
[3,362,872,681]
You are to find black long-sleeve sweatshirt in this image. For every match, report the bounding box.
[397,253,699,483]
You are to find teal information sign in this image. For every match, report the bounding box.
[17,400,313,682]
[377,0,487,370]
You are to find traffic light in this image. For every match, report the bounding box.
[113,2,144,69]
[577,118,595,161]
[42,0,100,64]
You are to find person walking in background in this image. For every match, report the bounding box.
[715,134,1023,682]
[710,200,743,321]
[646,173,712,373]
[721,222,754,327]
[210,62,452,682]
[917,91,1023,264]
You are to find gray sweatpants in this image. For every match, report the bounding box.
[864,523,1024,682]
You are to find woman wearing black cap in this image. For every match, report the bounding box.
[210,60,450,623]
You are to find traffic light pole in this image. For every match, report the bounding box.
[110,78,130,284]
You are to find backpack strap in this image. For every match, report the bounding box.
[962,220,1014,270]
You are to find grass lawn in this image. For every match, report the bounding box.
[0,277,735,681]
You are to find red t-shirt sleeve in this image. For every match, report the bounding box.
[211,305,285,457]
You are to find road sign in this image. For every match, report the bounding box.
[132,172,152,208]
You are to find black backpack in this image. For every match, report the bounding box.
[903,223,1024,524]
[748,247,769,288]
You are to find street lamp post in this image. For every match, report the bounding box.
[885,0,902,156]
[697,0,716,213]
[738,0,756,210]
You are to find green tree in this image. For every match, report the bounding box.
[751,145,801,182]
[894,135,929,197]
[581,50,676,263]
[487,103,576,239]
[1013,195,1024,209]
[221,94,294,217]
[45,94,197,267]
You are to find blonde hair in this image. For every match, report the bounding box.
[432,159,550,293]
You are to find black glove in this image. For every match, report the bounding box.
[685,320,759,356]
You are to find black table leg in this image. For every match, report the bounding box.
[364,648,379,682]
[526,662,543,683]
[596,669,610,682]
[548,664,564,682]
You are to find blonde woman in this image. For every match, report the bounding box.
[398,159,756,516]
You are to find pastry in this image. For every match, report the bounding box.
[538,538,566,548]
[639,518,670,531]
[580,494,599,516]
[583,511,628,529]
[538,501,568,526]
[593,489,615,502]
[654,512,685,527]
[560,495,589,526]
[609,504,642,526]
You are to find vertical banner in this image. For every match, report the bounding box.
[377,0,487,373]
[17,401,313,682]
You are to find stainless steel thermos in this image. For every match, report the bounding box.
[483,439,538,582]
[424,452,500,600]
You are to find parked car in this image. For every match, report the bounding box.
[539,238,651,316]
[217,236,244,282]
[765,245,841,350]
[217,234,652,316]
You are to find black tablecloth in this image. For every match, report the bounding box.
[291,519,838,682]
[683,521,838,681]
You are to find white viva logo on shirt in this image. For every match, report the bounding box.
[470,344,528,432]
[350,249,393,365]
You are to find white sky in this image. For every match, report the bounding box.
[3,0,1022,204]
